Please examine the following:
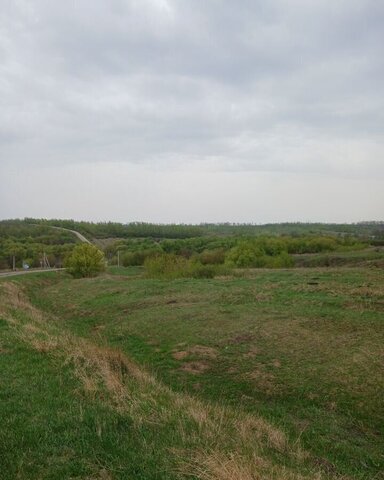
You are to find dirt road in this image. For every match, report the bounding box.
[0,268,65,278]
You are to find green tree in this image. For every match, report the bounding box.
[65,243,106,278]
[225,240,265,267]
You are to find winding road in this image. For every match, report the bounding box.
[39,225,92,244]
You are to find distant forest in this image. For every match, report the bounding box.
[20,217,384,239]
[0,218,383,270]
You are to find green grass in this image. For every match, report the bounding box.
[1,266,383,479]
[107,265,145,276]
[0,287,186,479]
[293,247,384,267]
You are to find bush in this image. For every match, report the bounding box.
[198,248,226,265]
[188,261,217,278]
[225,240,294,268]
[144,253,229,279]
[144,254,188,279]
[265,252,295,268]
[225,241,265,267]
[65,243,106,278]
[122,249,158,266]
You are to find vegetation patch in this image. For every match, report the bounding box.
[1,227,384,479]
[1,279,328,480]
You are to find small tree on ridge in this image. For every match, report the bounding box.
[65,243,105,278]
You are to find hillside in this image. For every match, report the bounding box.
[1,265,383,479]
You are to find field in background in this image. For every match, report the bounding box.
[1,263,383,479]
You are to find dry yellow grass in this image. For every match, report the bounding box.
[179,450,318,480]
[183,451,263,480]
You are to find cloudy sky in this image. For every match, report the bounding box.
[0,0,383,223]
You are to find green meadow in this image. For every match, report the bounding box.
[1,264,383,479]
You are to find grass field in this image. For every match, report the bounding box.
[1,265,383,479]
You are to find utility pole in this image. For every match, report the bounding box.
[12,255,16,271]
[42,252,50,269]
[117,250,120,268]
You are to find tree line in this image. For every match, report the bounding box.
[1,218,381,271]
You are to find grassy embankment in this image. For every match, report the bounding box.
[0,264,383,479]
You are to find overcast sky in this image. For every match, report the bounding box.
[0,0,383,223]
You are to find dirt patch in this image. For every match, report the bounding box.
[180,361,209,374]
[172,345,218,361]
[271,359,281,368]
[229,333,254,344]
[246,368,278,395]
[85,468,113,480]
[243,345,260,358]
[173,350,189,360]
[189,345,218,358]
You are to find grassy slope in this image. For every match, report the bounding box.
[1,266,383,479]
[293,248,384,268]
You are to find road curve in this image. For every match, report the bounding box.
[44,225,92,244]
[28,224,92,244]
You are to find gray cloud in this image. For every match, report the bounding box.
[0,0,383,221]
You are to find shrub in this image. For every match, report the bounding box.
[225,241,265,267]
[198,248,226,265]
[226,240,294,268]
[122,249,158,266]
[188,261,217,278]
[144,254,188,279]
[266,252,295,268]
[65,243,106,278]
[144,254,229,279]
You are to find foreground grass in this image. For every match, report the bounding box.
[1,278,323,480]
[1,266,383,479]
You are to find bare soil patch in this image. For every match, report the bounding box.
[189,345,218,358]
[271,359,281,368]
[173,350,189,360]
[180,361,210,374]
[246,367,278,395]
[229,333,254,344]
[172,344,218,361]
[243,345,260,358]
